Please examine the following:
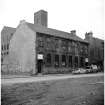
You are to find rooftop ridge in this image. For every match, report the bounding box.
[26,22,88,43]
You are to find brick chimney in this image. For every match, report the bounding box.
[70,30,76,36]
[34,10,48,27]
[85,31,93,40]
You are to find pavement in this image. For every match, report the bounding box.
[1,73,104,85]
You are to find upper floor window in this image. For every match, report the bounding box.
[2,45,3,50]
[37,36,44,47]
[61,40,67,52]
[7,44,9,50]
[46,38,52,50]
[55,39,59,51]
[4,45,6,50]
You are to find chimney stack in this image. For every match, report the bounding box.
[85,31,93,40]
[34,10,48,27]
[70,30,76,36]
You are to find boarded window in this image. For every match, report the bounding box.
[61,55,66,67]
[54,54,59,67]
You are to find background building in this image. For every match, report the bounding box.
[1,26,16,64]
[85,32,104,70]
[1,10,89,75]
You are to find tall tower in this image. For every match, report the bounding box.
[34,10,48,27]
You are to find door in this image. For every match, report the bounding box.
[37,60,43,73]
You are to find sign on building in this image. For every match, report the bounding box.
[37,54,43,60]
[85,58,88,62]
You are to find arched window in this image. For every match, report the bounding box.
[68,56,72,67]
[46,53,52,66]
[61,55,66,67]
[80,57,84,67]
[54,54,59,67]
[75,56,78,68]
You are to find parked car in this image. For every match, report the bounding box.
[72,68,86,74]
[86,65,98,73]
[85,66,92,73]
[91,65,98,72]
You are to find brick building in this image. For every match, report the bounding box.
[1,10,89,75]
[85,32,104,70]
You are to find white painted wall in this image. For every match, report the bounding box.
[5,21,37,74]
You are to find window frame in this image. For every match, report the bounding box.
[61,54,67,67]
[54,54,59,67]
[46,53,52,67]
[68,55,72,67]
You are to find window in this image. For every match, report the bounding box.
[7,44,9,50]
[46,53,52,66]
[68,42,72,52]
[1,57,3,62]
[80,57,84,67]
[68,56,72,67]
[55,39,59,51]
[4,45,6,50]
[37,18,39,24]
[61,55,66,67]
[7,52,9,55]
[75,56,78,68]
[54,54,59,67]
[61,40,67,52]
[38,37,44,47]
[46,38,51,50]
[2,45,3,50]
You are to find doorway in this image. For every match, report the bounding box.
[37,59,43,73]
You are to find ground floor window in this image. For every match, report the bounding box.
[61,55,66,67]
[68,56,72,67]
[46,53,52,66]
[74,56,78,68]
[80,57,84,67]
[54,54,59,67]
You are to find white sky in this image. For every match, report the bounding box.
[0,0,104,39]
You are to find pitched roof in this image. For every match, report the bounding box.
[1,26,16,37]
[93,37,104,42]
[26,22,88,43]
[1,26,16,43]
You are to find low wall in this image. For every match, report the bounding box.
[42,67,73,74]
[1,64,73,75]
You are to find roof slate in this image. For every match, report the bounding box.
[26,22,88,43]
[1,26,16,36]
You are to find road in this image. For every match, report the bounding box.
[1,73,104,85]
[1,73,104,105]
